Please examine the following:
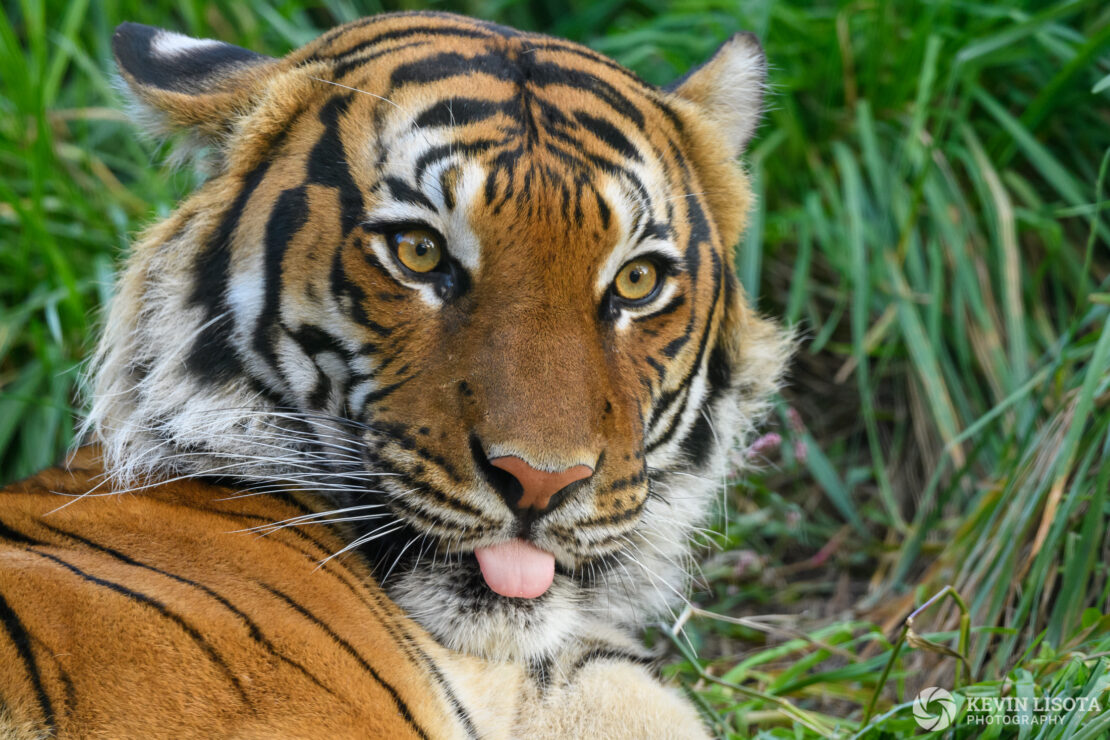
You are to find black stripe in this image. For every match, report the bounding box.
[645,356,667,384]
[370,422,464,483]
[390,51,520,88]
[311,12,508,54]
[261,583,430,740]
[440,166,458,211]
[384,176,436,211]
[0,589,54,729]
[561,499,645,529]
[324,25,494,72]
[57,664,76,719]
[484,146,524,207]
[287,323,355,360]
[175,492,395,611]
[683,193,709,278]
[541,140,590,172]
[414,139,502,185]
[362,375,412,406]
[0,517,45,547]
[38,523,338,699]
[414,97,506,129]
[186,501,341,564]
[527,61,645,129]
[647,250,724,454]
[334,241,406,327]
[186,158,274,383]
[529,653,557,691]
[308,94,364,236]
[184,496,408,611]
[574,111,642,162]
[660,195,712,364]
[568,647,654,680]
[364,451,491,522]
[383,496,491,536]
[253,186,311,374]
[608,471,646,492]
[353,454,495,535]
[330,40,429,80]
[661,326,692,359]
[285,325,343,408]
[678,408,715,469]
[593,186,612,229]
[31,550,252,708]
[527,41,644,81]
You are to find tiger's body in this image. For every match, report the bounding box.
[1,11,788,738]
[2,449,706,738]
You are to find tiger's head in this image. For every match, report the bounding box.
[91,12,789,662]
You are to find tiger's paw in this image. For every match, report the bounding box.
[507,625,709,739]
[517,659,709,740]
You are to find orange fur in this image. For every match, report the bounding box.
[0,448,469,737]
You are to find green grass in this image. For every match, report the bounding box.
[2,0,1109,736]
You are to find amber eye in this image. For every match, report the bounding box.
[391,229,443,273]
[613,259,660,302]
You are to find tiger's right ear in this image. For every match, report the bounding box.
[667,33,766,158]
[112,23,277,143]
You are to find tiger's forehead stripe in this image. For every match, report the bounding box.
[295,12,688,138]
[296,13,687,144]
[300,14,498,66]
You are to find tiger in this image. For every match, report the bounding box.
[0,11,789,738]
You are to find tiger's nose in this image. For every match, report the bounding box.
[488,456,594,512]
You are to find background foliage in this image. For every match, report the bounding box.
[2,0,1109,736]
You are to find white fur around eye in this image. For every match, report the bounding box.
[613,280,678,332]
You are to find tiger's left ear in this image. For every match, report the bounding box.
[112,23,277,143]
[668,33,767,157]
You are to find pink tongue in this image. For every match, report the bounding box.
[473,539,555,598]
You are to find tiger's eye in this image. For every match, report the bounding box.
[613,259,659,302]
[393,229,443,273]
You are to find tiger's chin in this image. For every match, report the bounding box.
[388,558,586,663]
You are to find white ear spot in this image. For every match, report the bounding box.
[671,33,767,157]
[150,30,225,59]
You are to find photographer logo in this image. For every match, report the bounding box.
[911,687,1103,729]
[913,687,956,731]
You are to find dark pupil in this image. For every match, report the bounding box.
[629,267,644,283]
[414,241,428,257]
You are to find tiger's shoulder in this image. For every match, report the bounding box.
[0,448,477,737]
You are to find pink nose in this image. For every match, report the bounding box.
[488,456,594,511]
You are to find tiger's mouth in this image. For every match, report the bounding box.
[359,502,634,591]
[349,468,641,601]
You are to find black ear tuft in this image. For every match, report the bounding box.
[112,23,271,95]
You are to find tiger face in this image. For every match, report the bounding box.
[95,12,789,661]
